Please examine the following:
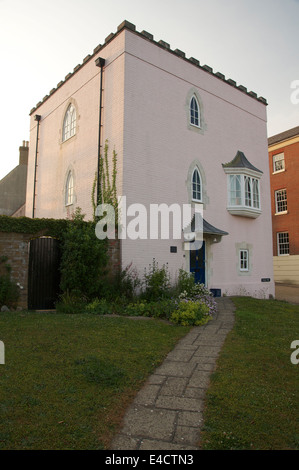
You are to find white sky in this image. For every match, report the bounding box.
[0,0,298,179]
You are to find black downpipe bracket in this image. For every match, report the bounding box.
[95,57,106,206]
[32,114,41,218]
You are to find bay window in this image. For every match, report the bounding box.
[227,174,261,217]
[223,151,262,218]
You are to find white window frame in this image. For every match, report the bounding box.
[239,249,249,271]
[252,178,260,209]
[190,95,201,128]
[225,170,261,218]
[191,168,202,202]
[277,232,289,256]
[273,153,285,173]
[65,171,74,206]
[275,189,287,214]
[229,174,242,206]
[229,175,261,209]
[62,104,76,142]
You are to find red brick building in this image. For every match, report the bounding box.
[268,125,299,286]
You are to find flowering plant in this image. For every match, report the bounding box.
[178,283,217,317]
[170,300,211,326]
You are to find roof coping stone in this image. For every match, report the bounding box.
[158,40,170,49]
[117,20,136,32]
[141,30,154,40]
[174,49,185,58]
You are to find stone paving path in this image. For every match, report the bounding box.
[111,297,235,451]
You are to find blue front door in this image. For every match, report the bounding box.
[190,242,205,284]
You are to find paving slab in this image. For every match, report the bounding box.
[154,361,196,378]
[110,297,236,451]
[121,406,177,441]
[155,395,204,412]
[159,377,188,396]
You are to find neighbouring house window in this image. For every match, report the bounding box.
[192,168,202,202]
[190,96,200,127]
[65,171,74,206]
[275,189,287,213]
[62,104,76,142]
[229,175,260,209]
[277,232,289,255]
[273,153,285,173]
[239,249,249,271]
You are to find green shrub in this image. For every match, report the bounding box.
[124,299,176,319]
[110,296,129,315]
[149,299,176,319]
[84,298,113,315]
[175,269,196,296]
[59,208,108,300]
[55,290,87,314]
[101,263,141,301]
[142,259,171,300]
[170,300,212,326]
[125,301,150,317]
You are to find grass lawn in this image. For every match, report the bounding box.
[0,312,190,450]
[200,297,299,450]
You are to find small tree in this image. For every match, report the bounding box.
[60,208,108,300]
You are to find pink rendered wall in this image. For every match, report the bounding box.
[26,32,126,221]
[121,30,274,298]
[25,26,274,298]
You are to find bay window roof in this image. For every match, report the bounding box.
[222,150,263,174]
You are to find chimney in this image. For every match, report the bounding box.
[19,140,29,165]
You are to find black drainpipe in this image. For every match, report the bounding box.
[32,114,41,218]
[95,57,106,206]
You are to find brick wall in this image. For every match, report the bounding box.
[107,237,121,278]
[0,232,120,310]
[0,232,32,309]
[269,141,299,256]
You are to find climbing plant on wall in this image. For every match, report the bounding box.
[92,140,118,221]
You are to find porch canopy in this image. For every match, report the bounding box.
[183,214,228,242]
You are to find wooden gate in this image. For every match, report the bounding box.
[28,237,61,310]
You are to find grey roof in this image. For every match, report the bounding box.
[268,125,299,146]
[184,215,229,236]
[222,150,263,174]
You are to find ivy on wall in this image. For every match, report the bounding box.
[92,140,118,221]
[0,213,109,302]
[0,215,70,238]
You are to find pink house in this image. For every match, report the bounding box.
[26,20,274,298]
